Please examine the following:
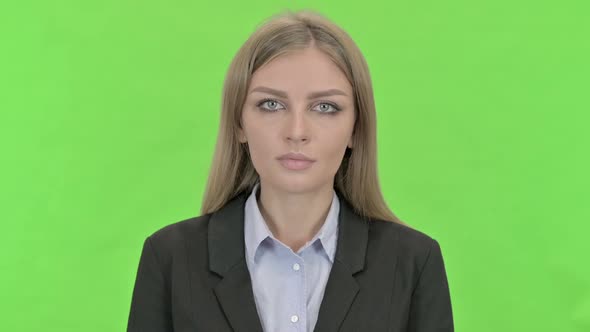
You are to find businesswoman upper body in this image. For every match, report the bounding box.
[127,9,454,332]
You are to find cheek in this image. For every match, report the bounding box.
[244,130,274,170]
[243,113,271,144]
[241,112,282,173]
[318,131,350,165]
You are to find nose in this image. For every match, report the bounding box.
[285,108,309,144]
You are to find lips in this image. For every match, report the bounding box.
[277,152,315,162]
[278,158,315,170]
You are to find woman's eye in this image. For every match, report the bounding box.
[258,99,285,111]
[314,103,340,113]
[256,99,341,114]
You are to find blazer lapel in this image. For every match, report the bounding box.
[313,194,369,332]
[207,189,369,332]
[208,192,263,332]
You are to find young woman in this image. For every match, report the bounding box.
[127,9,454,332]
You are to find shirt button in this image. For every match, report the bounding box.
[291,315,299,323]
[292,263,300,271]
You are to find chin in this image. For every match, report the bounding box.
[274,176,326,193]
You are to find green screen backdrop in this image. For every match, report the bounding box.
[1,0,589,331]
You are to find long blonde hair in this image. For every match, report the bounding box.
[200,9,408,227]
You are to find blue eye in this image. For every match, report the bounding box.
[257,99,285,111]
[256,98,341,114]
[315,102,341,113]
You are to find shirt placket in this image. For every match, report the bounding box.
[289,250,307,332]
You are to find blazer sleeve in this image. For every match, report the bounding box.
[407,239,454,332]
[127,236,173,332]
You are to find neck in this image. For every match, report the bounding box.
[256,180,334,253]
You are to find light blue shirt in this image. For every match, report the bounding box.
[244,181,340,332]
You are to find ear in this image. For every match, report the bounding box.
[347,135,354,149]
[237,127,247,143]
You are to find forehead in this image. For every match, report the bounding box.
[248,48,352,96]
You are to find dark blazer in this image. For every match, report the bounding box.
[127,190,454,332]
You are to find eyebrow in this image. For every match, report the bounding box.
[249,86,349,99]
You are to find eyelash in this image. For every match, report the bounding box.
[255,98,341,114]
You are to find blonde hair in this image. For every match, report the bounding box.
[201,9,408,227]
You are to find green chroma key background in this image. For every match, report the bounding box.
[1,0,588,331]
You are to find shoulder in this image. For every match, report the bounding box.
[367,218,443,267]
[143,213,213,256]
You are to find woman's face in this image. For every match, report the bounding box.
[238,47,356,193]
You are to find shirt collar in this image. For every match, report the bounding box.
[244,181,340,266]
